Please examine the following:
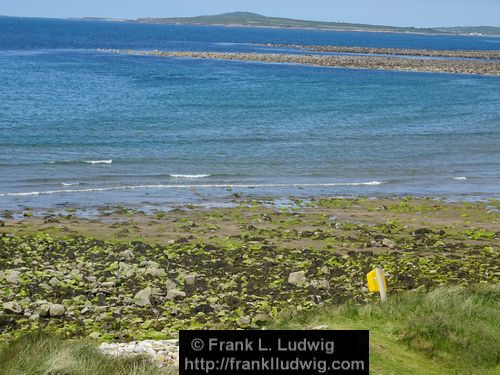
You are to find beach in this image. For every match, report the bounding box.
[1,197,498,341]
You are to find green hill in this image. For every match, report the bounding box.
[135,11,441,34]
[135,12,500,36]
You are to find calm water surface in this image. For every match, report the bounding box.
[1,17,499,209]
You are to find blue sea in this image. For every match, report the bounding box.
[1,17,500,210]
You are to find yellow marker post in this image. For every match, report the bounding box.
[367,268,387,302]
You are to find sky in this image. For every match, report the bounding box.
[1,0,499,27]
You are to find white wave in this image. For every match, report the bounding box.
[454,176,467,180]
[169,174,211,178]
[61,182,80,186]
[0,181,384,197]
[85,160,112,164]
[47,159,112,165]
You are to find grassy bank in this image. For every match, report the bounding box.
[274,285,500,374]
[0,333,171,375]
[1,286,498,374]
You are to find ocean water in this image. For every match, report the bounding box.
[1,17,500,209]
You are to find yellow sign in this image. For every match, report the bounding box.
[367,269,387,293]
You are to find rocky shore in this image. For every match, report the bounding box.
[100,49,500,76]
[259,43,500,60]
[1,197,498,344]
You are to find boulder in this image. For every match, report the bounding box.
[288,271,306,286]
[5,270,21,284]
[133,287,152,306]
[166,289,186,300]
[183,274,197,287]
[382,238,396,249]
[238,316,251,325]
[143,261,165,277]
[100,281,116,289]
[3,301,23,314]
[49,304,66,318]
[118,249,134,260]
[252,313,270,326]
[165,279,177,290]
[312,279,330,290]
[320,266,331,275]
[49,277,60,286]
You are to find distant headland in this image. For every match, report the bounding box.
[2,12,499,36]
[130,12,500,36]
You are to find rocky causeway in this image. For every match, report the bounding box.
[101,48,500,75]
[259,43,500,60]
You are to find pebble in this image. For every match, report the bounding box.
[98,339,179,368]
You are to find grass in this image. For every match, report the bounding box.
[0,333,172,375]
[1,286,498,374]
[273,285,500,375]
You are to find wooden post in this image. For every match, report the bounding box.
[376,268,387,302]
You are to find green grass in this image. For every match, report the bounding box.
[273,286,500,375]
[0,333,172,375]
[1,287,498,374]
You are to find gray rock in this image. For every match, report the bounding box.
[43,215,60,224]
[81,306,92,314]
[119,249,134,260]
[183,274,197,287]
[144,261,165,277]
[49,277,60,286]
[320,266,331,275]
[49,304,66,318]
[312,279,330,289]
[165,279,177,290]
[238,316,251,325]
[134,287,152,306]
[288,271,306,286]
[5,270,21,284]
[166,289,186,300]
[38,303,51,317]
[382,238,396,249]
[312,325,329,330]
[3,301,23,314]
[252,313,269,326]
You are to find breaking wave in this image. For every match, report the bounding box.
[169,174,211,178]
[0,181,384,197]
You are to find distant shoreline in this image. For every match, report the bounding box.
[2,13,499,38]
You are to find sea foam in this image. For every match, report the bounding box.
[0,181,384,197]
[169,174,211,178]
[84,160,112,164]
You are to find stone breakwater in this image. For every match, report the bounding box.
[100,49,500,76]
[99,339,179,368]
[259,43,500,60]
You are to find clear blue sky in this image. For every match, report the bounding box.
[1,0,499,27]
